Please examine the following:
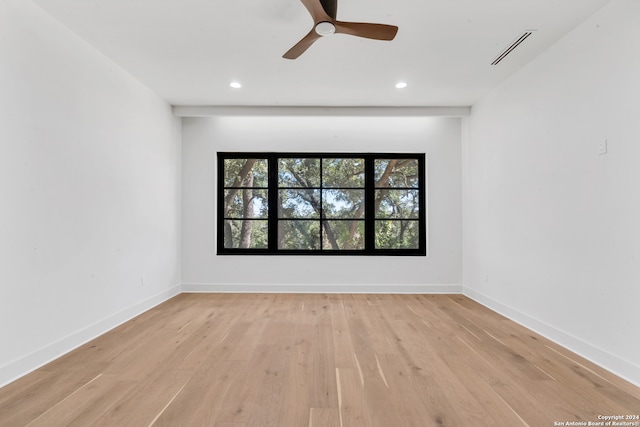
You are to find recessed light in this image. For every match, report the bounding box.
[230,81,242,89]
[395,81,408,89]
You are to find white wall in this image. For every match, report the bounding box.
[182,115,462,292]
[0,0,181,386]
[464,0,640,386]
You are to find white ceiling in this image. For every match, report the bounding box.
[31,0,610,107]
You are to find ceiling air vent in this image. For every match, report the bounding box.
[491,31,534,65]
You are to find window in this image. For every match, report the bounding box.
[218,153,426,255]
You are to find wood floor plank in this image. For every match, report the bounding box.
[277,322,314,426]
[0,370,103,426]
[152,364,234,426]
[0,370,51,412]
[306,296,340,409]
[244,323,296,426]
[330,297,357,369]
[336,368,371,427]
[25,374,136,427]
[433,338,533,426]
[366,356,428,427]
[1,294,639,427]
[410,374,470,426]
[309,407,340,427]
[92,369,192,426]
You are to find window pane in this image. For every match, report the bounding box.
[322,189,364,219]
[224,158,268,187]
[322,158,365,188]
[278,158,320,187]
[375,189,419,219]
[224,220,268,249]
[278,189,321,218]
[278,220,320,250]
[374,159,419,188]
[375,220,420,249]
[223,189,268,219]
[323,220,365,250]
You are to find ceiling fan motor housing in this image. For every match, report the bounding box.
[315,21,336,36]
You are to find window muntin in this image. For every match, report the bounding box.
[218,153,425,255]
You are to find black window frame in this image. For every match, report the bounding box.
[217,152,426,256]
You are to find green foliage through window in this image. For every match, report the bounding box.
[218,153,426,255]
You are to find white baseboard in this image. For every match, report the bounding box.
[0,284,181,388]
[463,287,640,388]
[182,283,462,294]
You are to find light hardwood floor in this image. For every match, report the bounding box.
[1,294,639,426]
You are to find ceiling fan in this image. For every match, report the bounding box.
[283,0,398,59]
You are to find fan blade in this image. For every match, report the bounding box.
[320,0,338,20]
[334,21,398,40]
[300,0,332,23]
[283,29,323,59]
